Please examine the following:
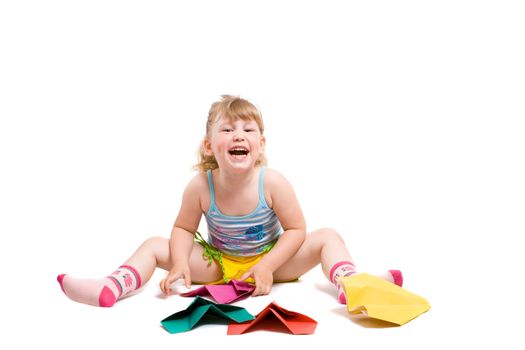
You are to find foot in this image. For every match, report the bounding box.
[57,274,119,307]
[337,270,403,304]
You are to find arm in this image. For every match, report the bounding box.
[242,169,306,296]
[159,175,204,295]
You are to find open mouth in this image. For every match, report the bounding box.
[228,147,249,157]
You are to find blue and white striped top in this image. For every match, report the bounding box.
[204,166,283,256]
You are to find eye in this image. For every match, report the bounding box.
[222,128,233,132]
[245,128,255,132]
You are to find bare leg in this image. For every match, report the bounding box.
[58,236,222,307]
[273,227,353,282]
[123,236,222,286]
[273,228,402,303]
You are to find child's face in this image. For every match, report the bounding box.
[204,115,265,172]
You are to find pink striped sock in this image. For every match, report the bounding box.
[329,261,357,304]
[388,270,403,287]
[329,262,404,304]
[57,265,142,307]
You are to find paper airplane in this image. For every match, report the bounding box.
[161,296,255,334]
[180,279,255,304]
[339,273,430,325]
[228,301,317,335]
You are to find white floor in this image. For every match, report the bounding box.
[35,265,440,348]
[7,235,523,349]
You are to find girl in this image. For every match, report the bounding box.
[57,95,402,307]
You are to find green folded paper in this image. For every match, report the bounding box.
[161,296,255,334]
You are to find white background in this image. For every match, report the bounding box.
[1,1,524,348]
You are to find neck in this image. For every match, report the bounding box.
[215,167,259,193]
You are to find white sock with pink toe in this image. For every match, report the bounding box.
[329,261,403,304]
[57,265,142,307]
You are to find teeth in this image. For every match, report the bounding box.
[229,147,249,156]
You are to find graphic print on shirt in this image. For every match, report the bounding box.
[245,224,264,241]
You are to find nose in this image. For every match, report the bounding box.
[233,130,245,141]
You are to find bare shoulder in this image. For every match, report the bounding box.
[263,167,295,208]
[174,172,208,232]
[263,167,305,229]
[183,172,210,212]
[263,167,291,187]
[185,171,208,192]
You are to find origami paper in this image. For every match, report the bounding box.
[339,273,431,326]
[227,301,317,335]
[180,279,255,304]
[161,296,255,334]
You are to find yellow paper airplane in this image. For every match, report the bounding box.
[340,273,430,325]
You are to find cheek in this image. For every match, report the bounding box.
[212,138,229,153]
[253,136,264,150]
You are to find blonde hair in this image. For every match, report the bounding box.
[194,95,267,172]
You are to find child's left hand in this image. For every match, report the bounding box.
[240,262,274,297]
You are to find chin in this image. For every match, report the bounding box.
[222,159,257,172]
[228,163,255,172]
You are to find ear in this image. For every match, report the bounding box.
[203,138,213,156]
[260,135,266,152]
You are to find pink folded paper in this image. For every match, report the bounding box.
[180,279,255,304]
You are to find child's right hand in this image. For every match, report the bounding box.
[159,266,192,296]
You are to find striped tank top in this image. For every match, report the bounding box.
[204,166,283,256]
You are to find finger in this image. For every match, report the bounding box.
[161,277,170,295]
[159,279,166,295]
[260,284,269,296]
[160,278,169,295]
[266,285,272,295]
[254,279,271,296]
[253,286,266,297]
[254,285,264,297]
[162,274,180,295]
[240,271,252,281]
[263,285,271,296]
[184,273,192,289]
[252,280,264,297]
[161,279,170,295]
[163,279,172,295]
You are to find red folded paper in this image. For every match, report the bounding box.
[180,279,255,304]
[227,301,317,335]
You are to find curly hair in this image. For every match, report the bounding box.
[194,95,267,172]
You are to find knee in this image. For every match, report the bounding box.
[142,236,169,249]
[313,227,345,244]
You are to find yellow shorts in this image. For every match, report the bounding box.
[195,232,267,284]
[194,232,297,285]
